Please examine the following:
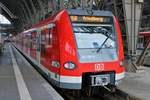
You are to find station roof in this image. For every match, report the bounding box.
[0,0,17,21]
[0,0,48,21]
[0,0,47,32]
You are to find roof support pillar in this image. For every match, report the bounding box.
[123,0,143,58]
[123,0,144,72]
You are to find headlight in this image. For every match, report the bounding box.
[64,62,76,70]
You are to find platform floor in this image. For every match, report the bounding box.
[118,67,150,100]
[0,43,63,100]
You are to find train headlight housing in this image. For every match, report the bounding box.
[64,62,76,70]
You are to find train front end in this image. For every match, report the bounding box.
[57,9,125,89]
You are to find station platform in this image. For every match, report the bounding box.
[0,43,64,100]
[118,67,150,100]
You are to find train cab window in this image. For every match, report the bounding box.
[70,16,118,63]
[48,29,53,46]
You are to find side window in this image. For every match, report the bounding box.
[41,33,46,43]
[48,29,53,46]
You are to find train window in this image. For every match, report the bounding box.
[73,24,115,49]
[48,29,53,46]
[41,34,46,42]
[27,33,32,48]
[33,32,37,49]
[72,22,118,63]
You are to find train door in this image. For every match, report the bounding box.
[35,30,41,65]
[40,29,47,67]
[31,31,37,60]
[49,24,61,83]
[40,23,60,83]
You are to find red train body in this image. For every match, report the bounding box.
[14,9,125,89]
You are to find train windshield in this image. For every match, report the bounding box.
[71,16,118,63]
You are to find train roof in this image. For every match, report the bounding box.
[67,9,114,17]
[23,9,114,33]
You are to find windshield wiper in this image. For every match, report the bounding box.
[96,32,111,53]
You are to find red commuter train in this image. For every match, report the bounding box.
[14,9,125,90]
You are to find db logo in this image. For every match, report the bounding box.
[95,64,104,71]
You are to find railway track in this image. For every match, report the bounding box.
[60,88,142,100]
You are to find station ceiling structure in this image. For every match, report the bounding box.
[0,0,53,32]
